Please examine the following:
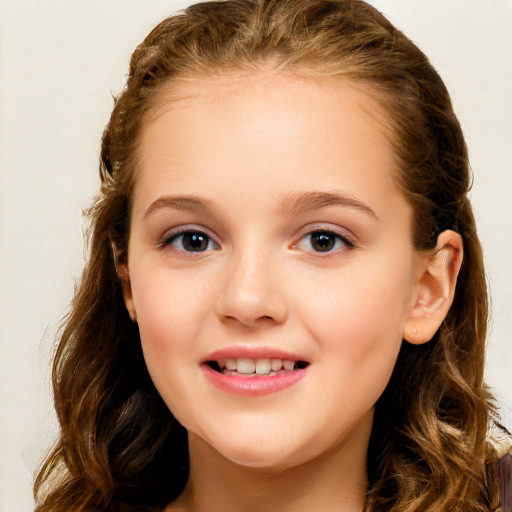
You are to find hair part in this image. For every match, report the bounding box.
[35,1,502,510]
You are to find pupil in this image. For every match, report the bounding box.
[312,232,334,252]
[183,232,207,251]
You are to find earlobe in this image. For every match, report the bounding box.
[111,242,137,322]
[403,230,463,344]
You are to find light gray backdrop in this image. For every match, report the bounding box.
[1,1,510,510]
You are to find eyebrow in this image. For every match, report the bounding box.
[279,191,378,219]
[142,191,378,221]
[143,195,213,220]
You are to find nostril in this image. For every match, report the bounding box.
[216,275,288,327]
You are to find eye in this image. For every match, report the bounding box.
[297,230,353,253]
[162,230,219,252]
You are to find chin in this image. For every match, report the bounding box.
[200,427,317,471]
[224,445,293,469]
[220,448,304,472]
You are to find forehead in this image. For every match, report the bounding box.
[139,71,397,167]
[146,70,395,144]
[133,71,406,223]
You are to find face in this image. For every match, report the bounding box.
[123,73,423,470]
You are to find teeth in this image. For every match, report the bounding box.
[236,358,256,374]
[216,358,302,376]
[255,359,271,375]
[283,360,295,371]
[270,358,282,371]
[224,358,236,370]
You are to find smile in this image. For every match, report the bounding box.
[207,357,309,377]
[202,349,310,396]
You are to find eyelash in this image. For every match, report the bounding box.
[158,227,355,256]
[159,228,219,253]
[295,228,355,255]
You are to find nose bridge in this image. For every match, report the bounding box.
[217,239,287,326]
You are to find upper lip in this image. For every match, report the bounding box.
[203,345,310,364]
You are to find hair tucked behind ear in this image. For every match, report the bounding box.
[35,1,506,510]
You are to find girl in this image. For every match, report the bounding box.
[34,0,510,510]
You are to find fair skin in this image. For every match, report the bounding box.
[118,72,463,511]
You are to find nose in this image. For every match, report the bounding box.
[215,248,288,327]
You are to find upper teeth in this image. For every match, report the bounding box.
[218,358,297,375]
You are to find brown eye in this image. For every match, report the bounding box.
[164,230,219,252]
[296,229,353,254]
[182,232,209,251]
[310,232,336,252]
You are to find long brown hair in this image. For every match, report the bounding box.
[35,1,502,510]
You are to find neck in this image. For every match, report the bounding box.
[172,422,370,512]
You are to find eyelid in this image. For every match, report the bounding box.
[292,224,357,255]
[158,224,220,248]
[295,224,355,245]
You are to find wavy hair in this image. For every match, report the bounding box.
[35,1,503,510]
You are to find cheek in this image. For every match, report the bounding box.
[301,262,412,339]
[129,269,208,386]
[131,265,210,338]
[297,259,413,389]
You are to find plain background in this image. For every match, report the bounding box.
[1,1,511,510]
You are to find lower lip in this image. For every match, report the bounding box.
[202,364,307,396]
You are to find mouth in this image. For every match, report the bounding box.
[206,357,310,377]
[202,349,310,395]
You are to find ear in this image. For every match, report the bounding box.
[111,242,137,322]
[403,230,463,344]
